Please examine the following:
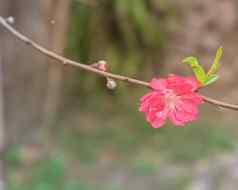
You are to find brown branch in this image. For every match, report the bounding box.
[0,16,238,111]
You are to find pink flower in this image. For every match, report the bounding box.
[139,74,204,128]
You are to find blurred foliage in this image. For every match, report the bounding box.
[7,106,237,190]
[56,96,236,164]
[8,157,96,190]
[65,0,175,98]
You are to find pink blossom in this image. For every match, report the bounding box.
[139,74,204,128]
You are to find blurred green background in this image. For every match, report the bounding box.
[1,0,238,190]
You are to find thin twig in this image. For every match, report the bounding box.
[0,16,238,111]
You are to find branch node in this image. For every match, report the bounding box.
[62,60,67,65]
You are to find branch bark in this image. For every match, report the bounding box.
[0,16,238,111]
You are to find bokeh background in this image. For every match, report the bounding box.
[0,0,238,190]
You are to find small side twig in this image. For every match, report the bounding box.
[0,16,238,111]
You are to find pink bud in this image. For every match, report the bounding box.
[91,60,107,72]
[97,60,107,71]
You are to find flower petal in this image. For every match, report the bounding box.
[167,75,200,94]
[169,101,199,126]
[139,92,163,112]
[139,91,168,128]
[150,78,167,92]
[181,92,204,105]
[151,117,167,128]
[151,108,169,128]
[185,77,201,91]
[169,110,186,126]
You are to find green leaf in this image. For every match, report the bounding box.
[207,46,223,76]
[204,74,219,86]
[182,47,223,87]
[182,56,207,84]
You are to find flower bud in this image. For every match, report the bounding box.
[97,60,107,71]
[106,78,117,90]
[91,60,107,72]
[6,16,15,24]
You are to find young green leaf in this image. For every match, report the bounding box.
[207,46,223,76]
[182,56,207,84]
[204,74,219,86]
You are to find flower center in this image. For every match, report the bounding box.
[164,90,180,110]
